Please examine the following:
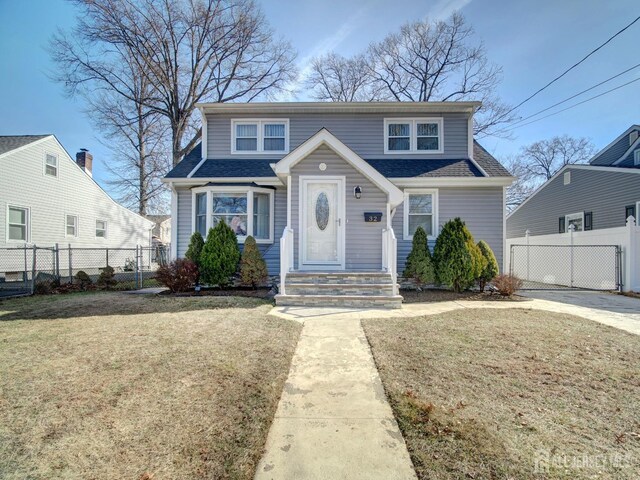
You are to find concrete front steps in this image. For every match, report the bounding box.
[275,272,403,308]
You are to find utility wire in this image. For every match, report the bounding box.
[496,76,640,134]
[507,62,640,129]
[501,15,640,119]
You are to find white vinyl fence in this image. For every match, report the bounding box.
[506,216,639,292]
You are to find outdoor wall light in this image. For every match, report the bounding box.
[354,186,362,199]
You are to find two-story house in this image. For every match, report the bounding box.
[507,124,640,238]
[163,102,513,307]
[0,135,154,249]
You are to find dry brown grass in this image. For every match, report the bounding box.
[0,292,301,480]
[363,309,640,479]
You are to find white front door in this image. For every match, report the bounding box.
[300,177,345,269]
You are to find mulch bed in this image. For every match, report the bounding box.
[400,288,529,303]
[162,287,274,299]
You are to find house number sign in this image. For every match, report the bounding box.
[364,212,383,222]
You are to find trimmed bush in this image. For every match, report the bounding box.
[97,266,117,289]
[433,218,475,293]
[156,259,199,293]
[185,231,205,267]
[468,238,488,289]
[200,222,241,287]
[403,226,435,285]
[75,270,93,290]
[240,236,269,288]
[492,274,523,296]
[477,240,499,292]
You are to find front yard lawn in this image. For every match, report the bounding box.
[0,292,301,480]
[363,308,640,479]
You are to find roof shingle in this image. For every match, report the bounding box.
[0,135,50,156]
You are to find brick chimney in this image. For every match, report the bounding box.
[76,148,93,177]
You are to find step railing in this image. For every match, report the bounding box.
[279,227,294,295]
[382,227,398,295]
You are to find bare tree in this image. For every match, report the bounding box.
[305,13,515,136]
[306,53,383,101]
[50,0,297,166]
[520,135,596,180]
[503,135,596,210]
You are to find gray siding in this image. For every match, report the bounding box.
[506,167,640,238]
[290,145,387,271]
[617,146,640,168]
[591,131,638,166]
[207,112,469,160]
[175,186,286,276]
[0,136,153,248]
[394,187,504,273]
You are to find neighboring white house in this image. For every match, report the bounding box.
[0,135,154,248]
[146,214,172,245]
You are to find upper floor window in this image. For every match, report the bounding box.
[45,153,58,177]
[384,118,443,154]
[634,150,640,166]
[7,205,29,242]
[565,212,583,232]
[231,119,289,154]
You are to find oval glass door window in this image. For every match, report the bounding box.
[315,192,330,230]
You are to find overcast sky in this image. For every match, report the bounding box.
[0,0,638,204]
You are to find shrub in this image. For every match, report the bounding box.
[75,270,93,290]
[185,231,205,267]
[433,218,474,293]
[468,238,488,289]
[156,259,199,293]
[403,226,435,285]
[492,274,523,296]
[97,265,117,289]
[200,222,241,287]
[477,240,499,292]
[239,236,268,288]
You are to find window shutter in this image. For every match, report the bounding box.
[584,212,593,231]
[558,216,565,233]
[625,205,636,221]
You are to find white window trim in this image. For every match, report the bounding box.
[95,219,108,239]
[384,118,444,155]
[231,119,290,154]
[634,150,640,166]
[191,185,275,244]
[565,212,584,232]
[6,204,30,243]
[44,152,58,178]
[403,189,439,241]
[65,214,79,238]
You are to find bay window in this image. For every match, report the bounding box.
[403,189,438,240]
[232,119,289,153]
[192,186,274,243]
[384,118,443,154]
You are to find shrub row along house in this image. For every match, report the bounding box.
[163,102,514,307]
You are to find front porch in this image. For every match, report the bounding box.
[273,129,404,308]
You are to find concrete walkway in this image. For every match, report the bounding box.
[254,315,417,480]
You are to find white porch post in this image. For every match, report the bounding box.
[626,216,638,292]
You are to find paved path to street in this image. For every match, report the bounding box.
[254,314,417,480]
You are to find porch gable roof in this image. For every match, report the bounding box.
[274,128,404,207]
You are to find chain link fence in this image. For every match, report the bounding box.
[0,244,169,297]
[509,244,622,291]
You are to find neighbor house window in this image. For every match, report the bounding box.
[565,212,583,232]
[634,150,640,166]
[66,214,78,237]
[7,206,29,241]
[403,190,438,240]
[192,186,274,243]
[96,220,107,238]
[231,119,289,153]
[45,153,58,177]
[385,118,443,154]
[195,192,207,237]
